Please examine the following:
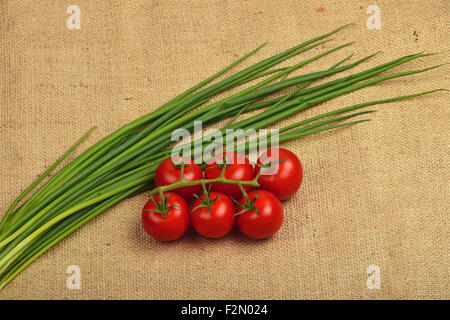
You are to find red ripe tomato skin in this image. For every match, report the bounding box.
[237,190,283,240]
[255,148,303,200]
[155,158,203,202]
[191,192,236,238]
[205,152,255,200]
[141,192,190,241]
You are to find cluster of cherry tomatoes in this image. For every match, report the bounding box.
[141,148,303,241]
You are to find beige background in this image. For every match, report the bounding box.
[0,0,449,299]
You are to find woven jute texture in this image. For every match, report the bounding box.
[0,0,448,299]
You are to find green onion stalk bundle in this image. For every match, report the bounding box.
[0,24,446,289]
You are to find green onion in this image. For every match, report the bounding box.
[0,24,446,289]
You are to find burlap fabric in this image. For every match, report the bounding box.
[0,0,448,299]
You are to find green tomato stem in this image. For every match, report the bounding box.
[149,176,260,197]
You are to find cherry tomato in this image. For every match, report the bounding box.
[205,152,254,200]
[191,192,236,238]
[141,192,190,241]
[155,157,203,201]
[255,148,303,200]
[236,190,283,240]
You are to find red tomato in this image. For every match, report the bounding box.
[237,190,283,240]
[155,157,203,201]
[205,152,254,200]
[141,192,190,241]
[255,148,303,200]
[191,192,236,238]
